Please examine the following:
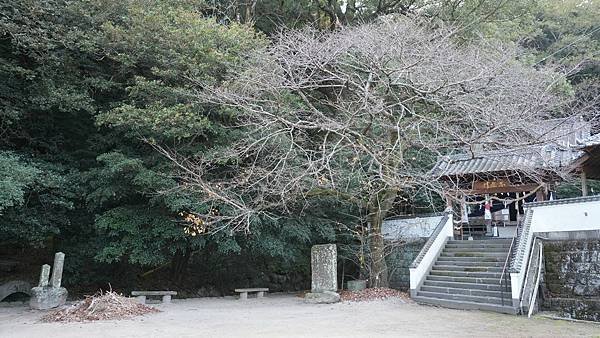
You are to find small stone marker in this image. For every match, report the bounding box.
[304,244,340,304]
[311,244,337,292]
[50,252,65,288]
[38,264,50,287]
[30,253,68,310]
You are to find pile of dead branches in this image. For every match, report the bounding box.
[340,287,411,303]
[41,290,160,322]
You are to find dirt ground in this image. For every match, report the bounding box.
[1,295,599,337]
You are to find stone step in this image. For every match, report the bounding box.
[440,252,508,258]
[426,275,501,285]
[443,247,509,253]
[432,265,503,273]
[463,228,487,239]
[447,239,512,244]
[437,256,507,263]
[423,280,506,292]
[416,291,511,306]
[444,243,511,249]
[420,286,511,299]
[433,260,505,267]
[413,296,518,314]
[430,270,503,279]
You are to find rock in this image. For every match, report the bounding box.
[29,287,68,310]
[304,291,340,304]
[346,280,367,291]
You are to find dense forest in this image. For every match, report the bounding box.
[1,0,599,296]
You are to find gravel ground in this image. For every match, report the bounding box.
[1,294,599,337]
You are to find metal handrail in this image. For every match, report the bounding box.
[499,223,519,306]
[528,241,543,318]
[499,234,517,284]
[518,237,546,317]
[519,236,539,308]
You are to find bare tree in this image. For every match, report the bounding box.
[160,17,589,287]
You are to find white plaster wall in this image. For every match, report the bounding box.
[531,200,600,233]
[510,272,520,302]
[409,215,453,292]
[382,215,443,240]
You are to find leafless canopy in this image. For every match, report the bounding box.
[162,17,588,233]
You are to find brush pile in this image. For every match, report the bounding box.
[340,287,411,302]
[41,290,160,322]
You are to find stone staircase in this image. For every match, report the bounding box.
[413,239,518,314]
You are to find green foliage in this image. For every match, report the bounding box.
[95,206,196,266]
[0,0,264,271]
[0,0,598,292]
[556,180,600,199]
[523,1,600,68]
[0,152,74,246]
[0,152,40,211]
[91,0,265,141]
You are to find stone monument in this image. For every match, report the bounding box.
[30,252,68,310]
[304,244,340,304]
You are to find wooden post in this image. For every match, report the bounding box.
[461,196,472,240]
[535,188,545,202]
[582,171,588,197]
[445,194,453,208]
[515,192,521,224]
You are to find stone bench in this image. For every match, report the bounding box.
[131,290,177,304]
[234,288,268,300]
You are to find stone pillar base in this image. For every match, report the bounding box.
[29,287,68,310]
[304,291,340,304]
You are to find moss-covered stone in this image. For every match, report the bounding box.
[543,297,600,322]
[542,240,600,321]
[386,240,425,290]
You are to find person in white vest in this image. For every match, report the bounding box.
[484,196,492,236]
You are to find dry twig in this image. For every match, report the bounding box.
[41,291,160,322]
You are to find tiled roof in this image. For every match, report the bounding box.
[430,146,582,177]
[430,117,594,177]
[576,134,600,148]
[524,194,600,208]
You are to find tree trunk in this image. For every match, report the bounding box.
[367,188,397,288]
[368,211,388,287]
[171,248,191,283]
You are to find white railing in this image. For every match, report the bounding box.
[409,211,453,297]
[509,208,535,305]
